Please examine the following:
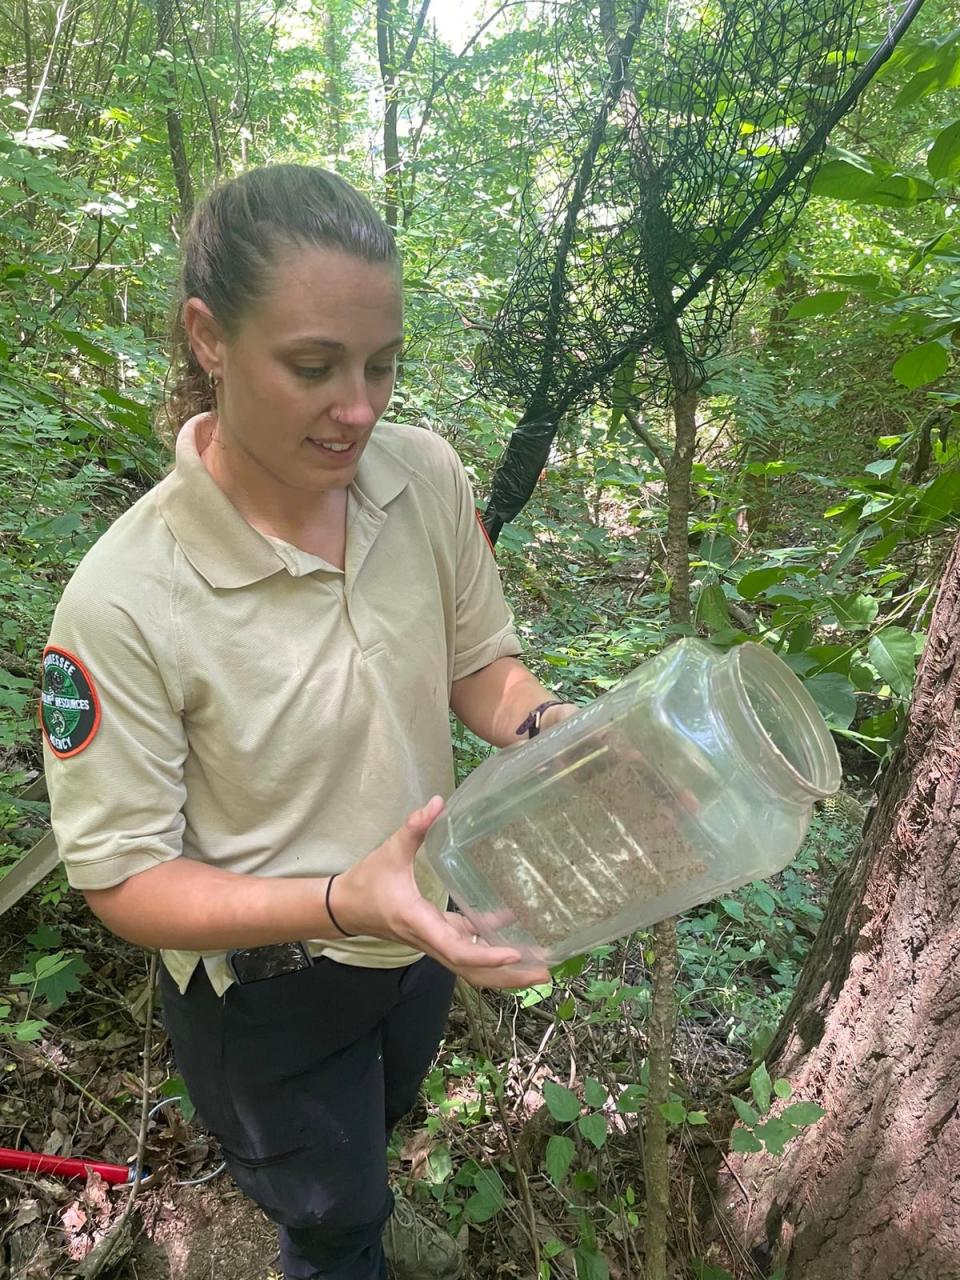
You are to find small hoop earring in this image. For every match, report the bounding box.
[208,370,219,390]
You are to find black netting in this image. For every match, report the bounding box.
[477,0,918,436]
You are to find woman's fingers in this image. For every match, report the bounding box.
[401,905,550,986]
[401,900,522,969]
[457,961,551,989]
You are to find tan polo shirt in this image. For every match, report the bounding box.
[41,415,521,995]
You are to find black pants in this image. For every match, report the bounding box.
[159,955,456,1280]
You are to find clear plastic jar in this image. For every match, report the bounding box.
[423,639,841,962]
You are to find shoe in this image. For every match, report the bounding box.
[383,1192,464,1279]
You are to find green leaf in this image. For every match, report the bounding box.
[864,459,897,478]
[928,119,960,181]
[464,1190,500,1223]
[810,155,877,199]
[464,1167,505,1222]
[773,1078,793,1100]
[750,1062,773,1115]
[543,1080,581,1123]
[917,469,960,528]
[32,953,88,1009]
[521,981,553,1007]
[750,885,777,916]
[698,533,734,569]
[578,1112,608,1148]
[584,1078,608,1109]
[754,1117,796,1155]
[695,583,730,631]
[617,1085,645,1114]
[786,291,848,319]
[720,898,745,924]
[868,627,917,699]
[544,1240,566,1259]
[897,47,960,106]
[426,1144,453,1184]
[732,1096,760,1126]
[893,341,949,389]
[780,1101,826,1126]
[869,173,939,206]
[555,995,577,1021]
[59,328,119,366]
[804,672,857,729]
[829,593,879,629]
[736,567,788,599]
[551,954,588,981]
[730,1126,763,1153]
[27,925,61,949]
[159,1075,196,1123]
[498,524,535,551]
[545,1134,576,1185]
[658,1099,687,1126]
[575,1244,609,1280]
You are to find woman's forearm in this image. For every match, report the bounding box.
[450,656,569,748]
[83,856,336,951]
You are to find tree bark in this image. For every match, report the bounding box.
[156,0,194,224]
[739,263,804,539]
[376,0,399,230]
[23,0,33,104]
[323,3,344,159]
[719,531,960,1280]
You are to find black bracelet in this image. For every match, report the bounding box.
[515,699,568,740]
[325,874,356,938]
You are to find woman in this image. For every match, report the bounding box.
[40,165,574,1280]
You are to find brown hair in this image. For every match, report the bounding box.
[162,165,398,440]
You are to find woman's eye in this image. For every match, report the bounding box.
[296,366,330,380]
[367,364,395,379]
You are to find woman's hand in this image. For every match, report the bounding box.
[331,797,550,989]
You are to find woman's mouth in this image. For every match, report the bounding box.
[308,438,358,459]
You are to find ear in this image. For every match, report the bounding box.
[183,297,225,378]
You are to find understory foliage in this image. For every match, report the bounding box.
[1,1,958,1277]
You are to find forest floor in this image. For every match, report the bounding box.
[0,875,759,1280]
[0,683,871,1280]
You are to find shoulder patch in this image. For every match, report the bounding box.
[41,647,101,758]
[475,509,497,556]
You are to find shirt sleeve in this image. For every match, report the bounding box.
[41,578,188,891]
[449,452,523,682]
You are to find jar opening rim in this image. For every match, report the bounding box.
[730,644,842,799]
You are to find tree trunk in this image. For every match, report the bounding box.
[376,0,400,231]
[156,0,194,225]
[323,4,344,159]
[719,531,960,1280]
[23,0,33,104]
[665,384,696,626]
[739,264,803,539]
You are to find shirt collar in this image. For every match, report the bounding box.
[157,414,411,590]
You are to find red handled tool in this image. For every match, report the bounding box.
[0,1146,152,1186]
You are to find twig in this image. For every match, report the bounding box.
[25,0,70,129]
[625,410,671,471]
[74,951,158,1279]
[28,1049,139,1142]
[460,987,541,1276]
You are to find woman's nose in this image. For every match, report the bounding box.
[331,376,378,428]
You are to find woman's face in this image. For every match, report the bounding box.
[188,245,404,496]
